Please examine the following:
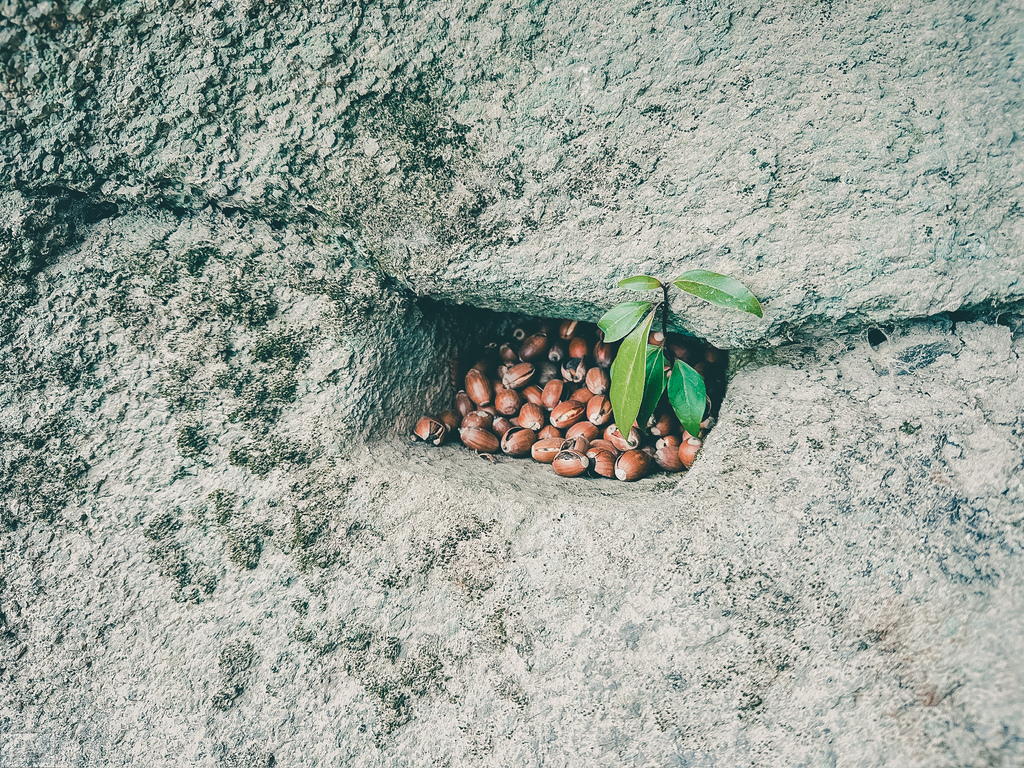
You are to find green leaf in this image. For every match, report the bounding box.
[617,275,662,290]
[673,269,763,317]
[598,300,654,343]
[667,359,707,437]
[609,310,656,437]
[636,345,667,431]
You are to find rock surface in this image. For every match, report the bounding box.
[2,0,1023,344]
[2,0,1024,765]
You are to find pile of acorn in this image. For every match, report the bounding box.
[413,318,727,481]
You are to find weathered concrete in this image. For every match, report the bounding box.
[2,0,1024,765]
[2,0,1023,345]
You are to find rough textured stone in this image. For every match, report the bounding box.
[2,0,1023,345]
[2,0,1024,765]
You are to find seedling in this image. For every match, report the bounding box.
[597,270,762,440]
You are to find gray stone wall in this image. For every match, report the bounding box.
[1,0,1022,765]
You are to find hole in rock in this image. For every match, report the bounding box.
[411,301,730,483]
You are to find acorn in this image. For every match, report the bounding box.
[665,334,692,363]
[615,449,651,481]
[538,425,562,440]
[522,385,544,406]
[560,435,590,454]
[586,395,613,426]
[465,369,493,407]
[654,435,684,472]
[519,402,545,431]
[518,333,549,362]
[569,387,594,404]
[588,439,620,456]
[471,359,490,374]
[455,391,474,418]
[604,423,641,452]
[552,450,589,477]
[541,379,565,410]
[678,435,703,469]
[537,362,560,385]
[480,405,499,417]
[547,341,568,363]
[531,437,564,463]
[559,319,579,339]
[500,343,519,364]
[585,367,610,395]
[568,337,589,359]
[594,341,614,368]
[566,420,599,442]
[586,447,617,478]
[550,400,586,429]
[414,417,447,446]
[502,362,536,390]
[495,388,523,416]
[462,410,494,430]
[492,417,513,438]
[561,357,587,383]
[648,410,678,438]
[439,410,461,432]
[648,330,665,347]
[706,347,724,365]
[501,427,537,456]
[460,426,499,453]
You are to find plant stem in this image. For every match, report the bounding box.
[660,284,673,365]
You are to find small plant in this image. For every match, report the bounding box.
[597,270,762,440]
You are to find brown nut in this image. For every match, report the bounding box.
[538,425,563,440]
[615,449,651,481]
[541,379,565,410]
[465,369,493,407]
[678,435,703,469]
[589,439,620,457]
[570,387,594,404]
[496,364,510,381]
[462,410,494,431]
[501,427,538,456]
[648,410,679,438]
[604,423,641,452]
[460,426,499,453]
[531,437,564,463]
[502,362,536,390]
[522,385,544,406]
[500,343,520,364]
[561,357,587,383]
[547,341,568,363]
[518,333,550,362]
[439,410,461,432]
[559,319,579,339]
[586,447,617,478]
[414,417,447,446]
[655,435,684,472]
[455,391,474,418]
[480,405,499,417]
[471,359,490,375]
[705,347,724,365]
[648,330,665,347]
[568,337,589,359]
[593,341,614,368]
[587,395,613,426]
[552,449,590,477]
[519,402,546,431]
[560,435,591,454]
[495,388,524,416]
[550,400,586,429]
[537,362,560,385]
[585,367,610,395]
[566,420,599,442]
[492,416,513,438]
